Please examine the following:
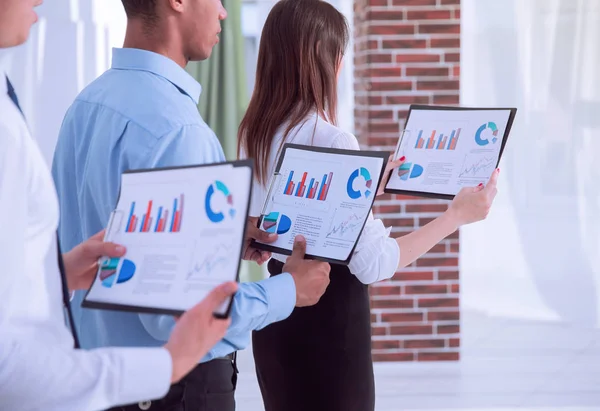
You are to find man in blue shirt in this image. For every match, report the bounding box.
[52,1,331,410]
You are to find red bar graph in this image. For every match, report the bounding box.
[426,130,436,149]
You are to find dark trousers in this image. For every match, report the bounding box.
[253,260,375,411]
[107,357,237,411]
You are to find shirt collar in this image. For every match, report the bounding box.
[0,49,14,95]
[111,48,202,104]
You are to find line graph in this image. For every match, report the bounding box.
[187,242,233,279]
[459,154,496,179]
[326,210,365,241]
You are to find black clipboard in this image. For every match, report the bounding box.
[384,105,517,200]
[251,143,388,265]
[82,159,254,319]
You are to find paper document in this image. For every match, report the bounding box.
[385,105,516,199]
[83,161,253,317]
[253,144,388,264]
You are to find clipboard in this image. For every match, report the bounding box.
[384,105,517,200]
[251,143,388,265]
[82,160,254,319]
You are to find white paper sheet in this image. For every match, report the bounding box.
[256,145,387,263]
[83,162,252,316]
[386,107,514,196]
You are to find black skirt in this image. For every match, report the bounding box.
[252,259,375,411]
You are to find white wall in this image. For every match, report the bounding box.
[4,0,126,165]
[461,0,600,327]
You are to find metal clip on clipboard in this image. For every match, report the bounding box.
[259,172,283,220]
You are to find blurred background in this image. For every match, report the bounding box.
[5,0,599,409]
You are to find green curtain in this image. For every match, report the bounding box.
[186,0,247,160]
[186,0,264,282]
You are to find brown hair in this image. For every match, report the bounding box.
[238,0,349,184]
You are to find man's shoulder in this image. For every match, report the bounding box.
[70,69,201,139]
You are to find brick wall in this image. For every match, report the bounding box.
[353,0,461,362]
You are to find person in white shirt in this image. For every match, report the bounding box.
[238,1,500,410]
[0,1,239,410]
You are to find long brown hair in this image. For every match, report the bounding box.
[238,0,349,184]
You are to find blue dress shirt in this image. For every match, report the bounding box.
[52,48,296,361]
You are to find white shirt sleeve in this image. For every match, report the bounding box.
[330,131,400,284]
[0,108,172,410]
[0,337,172,411]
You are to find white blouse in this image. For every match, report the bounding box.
[240,112,400,284]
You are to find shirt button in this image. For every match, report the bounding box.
[138,401,151,410]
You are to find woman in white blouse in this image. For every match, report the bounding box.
[238,1,499,410]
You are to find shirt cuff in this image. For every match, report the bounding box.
[113,347,172,405]
[260,273,296,325]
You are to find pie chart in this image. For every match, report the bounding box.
[347,167,373,199]
[398,163,424,181]
[100,258,136,288]
[262,212,292,235]
[475,122,499,146]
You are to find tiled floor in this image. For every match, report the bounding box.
[234,310,600,411]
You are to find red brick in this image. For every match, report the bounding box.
[370,110,395,120]
[368,122,403,133]
[437,324,460,334]
[373,339,401,350]
[372,325,388,336]
[384,95,430,105]
[417,80,460,91]
[454,8,461,18]
[452,65,460,77]
[390,325,433,335]
[418,352,460,361]
[427,243,446,253]
[366,137,397,146]
[415,257,459,267]
[449,338,460,347]
[392,0,436,5]
[438,270,459,280]
[449,242,459,253]
[371,313,378,323]
[370,24,415,36]
[404,339,445,349]
[369,53,394,64]
[369,0,388,5]
[405,66,450,77]
[445,52,460,62]
[418,297,459,308]
[441,0,460,4]
[405,203,448,213]
[406,10,452,20]
[372,352,415,362]
[380,312,424,322]
[418,23,460,35]
[370,67,403,77]
[376,204,402,213]
[431,37,461,48]
[382,39,427,49]
[370,285,402,296]
[396,53,441,63]
[427,311,460,321]
[370,10,405,21]
[369,96,384,105]
[392,271,435,281]
[405,284,448,295]
[433,94,460,105]
[380,217,415,227]
[371,298,415,309]
[371,80,413,91]
[450,284,460,293]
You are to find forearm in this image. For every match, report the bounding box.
[395,210,459,269]
[0,337,172,411]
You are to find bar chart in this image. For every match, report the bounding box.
[125,194,184,233]
[414,128,461,151]
[283,170,333,201]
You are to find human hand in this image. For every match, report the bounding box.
[62,230,126,291]
[243,216,276,265]
[283,235,331,307]
[377,154,406,196]
[165,281,237,384]
[446,168,500,227]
